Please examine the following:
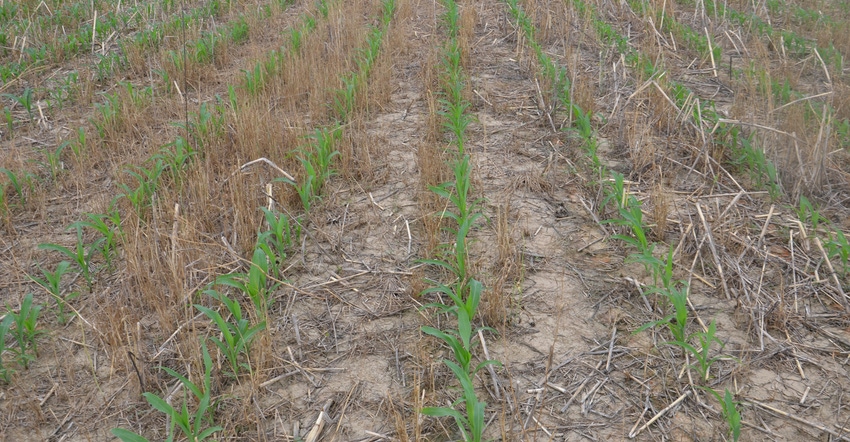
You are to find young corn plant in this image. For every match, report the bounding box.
[38,141,69,181]
[826,230,850,277]
[112,342,222,442]
[69,210,123,269]
[241,63,264,96]
[28,261,78,325]
[195,289,265,377]
[602,172,661,282]
[213,243,279,321]
[731,133,782,199]
[504,0,605,172]
[796,196,828,233]
[6,294,44,369]
[636,247,688,342]
[152,136,196,186]
[2,87,35,121]
[700,388,742,442]
[682,320,725,382]
[637,247,728,382]
[116,160,164,219]
[259,207,299,261]
[279,126,341,211]
[0,186,6,220]
[421,283,499,441]
[0,315,14,382]
[70,127,87,159]
[38,225,99,289]
[1,167,34,206]
[3,107,13,139]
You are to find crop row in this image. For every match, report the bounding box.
[419,1,498,440]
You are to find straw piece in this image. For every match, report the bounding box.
[629,389,691,438]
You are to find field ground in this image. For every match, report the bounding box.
[1,0,850,440]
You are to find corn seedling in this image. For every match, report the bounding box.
[69,210,123,269]
[419,3,499,438]
[38,225,98,289]
[279,126,341,211]
[242,63,264,96]
[700,388,742,442]
[637,282,689,347]
[602,173,661,281]
[189,102,225,148]
[796,196,828,232]
[92,93,121,139]
[116,160,165,219]
[213,243,279,320]
[154,68,173,94]
[680,319,725,382]
[317,0,329,17]
[282,159,317,211]
[28,261,78,325]
[6,293,44,369]
[0,167,32,206]
[121,81,153,108]
[0,187,6,220]
[229,16,249,43]
[152,137,196,186]
[826,230,850,277]
[731,130,782,199]
[334,72,360,121]
[195,289,265,377]
[38,141,69,181]
[70,127,87,159]
[421,319,499,442]
[192,32,220,64]
[2,87,34,121]
[0,315,14,382]
[259,207,299,260]
[112,342,223,442]
[3,107,12,139]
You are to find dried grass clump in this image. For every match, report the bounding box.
[649,182,669,241]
